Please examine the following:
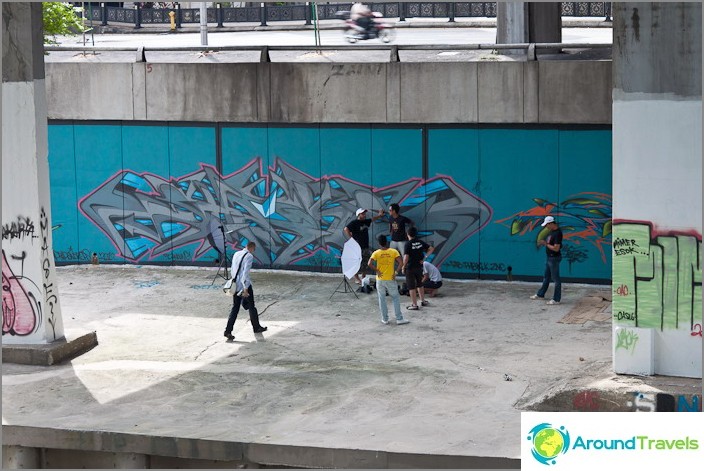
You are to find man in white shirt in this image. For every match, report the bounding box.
[421,261,443,297]
[224,241,267,341]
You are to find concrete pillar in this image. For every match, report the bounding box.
[611,2,702,378]
[496,2,561,45]
[2,445,41,469]
[2,3,66,344]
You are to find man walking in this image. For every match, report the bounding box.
[344,207,385,284]
[368,234,410,326]
[401,226,434,310]
[530,216,563,305]
[224,241,267,341]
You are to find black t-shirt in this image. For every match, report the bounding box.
[404,237,429,269]
[389,215,413,242]
[346,218,372,249]
[546,228,563,257]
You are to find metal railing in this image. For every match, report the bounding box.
[82,2,612,29]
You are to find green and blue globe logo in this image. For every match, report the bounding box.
[527,423,571,465]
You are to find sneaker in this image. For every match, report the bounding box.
[224,332,234,341]
[530,295,544,300]
[421,300,429,306]
[253,326,268,333]
[381,319,390,325]
[546,299,560,305]
[396,318,410,325]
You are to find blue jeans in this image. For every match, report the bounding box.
[536,256,562,302]
[376,279,403,322]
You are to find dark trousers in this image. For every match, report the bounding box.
[225,285,263,334]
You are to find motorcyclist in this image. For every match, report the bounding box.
[350,2,374,39]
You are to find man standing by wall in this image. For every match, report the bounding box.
[401,226,434,310]
[344,207,385,284]
[388,203,413,260]
[530,216,563,305]
[224,241,267,341]
[368,235,409,326]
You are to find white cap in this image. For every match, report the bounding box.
[541,216,555,227]
[355,208,367,216]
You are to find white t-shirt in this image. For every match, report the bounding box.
[422,261,442,282]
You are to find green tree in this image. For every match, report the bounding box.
[42,2,85,45]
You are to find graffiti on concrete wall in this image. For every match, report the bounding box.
[627,392,702,412]
[570,390,702,412]
[78,157,491,266]
[612,221,703,332]
[495,192,612,271]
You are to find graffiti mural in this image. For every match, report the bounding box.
[612,221,703,331]
[495,192,612,270]
[2,249,40,336]
[78,157,491,267]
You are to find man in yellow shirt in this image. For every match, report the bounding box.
[368,234,410,326]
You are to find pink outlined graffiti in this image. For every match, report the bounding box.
[78,157,492,267]
[2,250,39,336]
[495,192,612,266]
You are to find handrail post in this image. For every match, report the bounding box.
[448,2,455,22]
[305,1,312,25]
[176,3,182,29]
[134,4,141,29]
[217,3,224,28]
[398,2,405,21]
[100,2,107,26]
[260,2,267,26]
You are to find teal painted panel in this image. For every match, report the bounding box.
[427,128,483,276]
[220,126,270,266]
[74,124,125,264]
[480,128,560,280]
[267,127,322,269]
[48,124,80,264]
[371,127,423,250]
[167,125,217,264]
[320,127,375,271]
[121,125,174,264]
[557,129,612,280]
[168,125,216,176]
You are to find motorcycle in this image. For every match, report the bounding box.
[336,10,396,44]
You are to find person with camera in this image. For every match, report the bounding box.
[224,241,267,341]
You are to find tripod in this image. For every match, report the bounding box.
[211,225,230,285]
[330,275,359,300]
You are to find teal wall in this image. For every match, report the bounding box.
[48,122,612,282]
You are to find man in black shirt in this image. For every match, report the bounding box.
[530,215,563,305]
[344,207,385,284]
[401,226,434,310]
[388,203,413,259]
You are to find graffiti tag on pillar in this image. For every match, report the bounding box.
[2,250,39,336]
[1,216,37,242]
[612,221,702,331]
[692,324,702,337]
[615,328,639,353]
[79,158,492,267]
[615,284,629,296]
[40,207,58,340]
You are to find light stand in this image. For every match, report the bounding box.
[211,225,230,285]
[330,275,359,300]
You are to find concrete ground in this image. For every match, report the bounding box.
[1,265,700,468]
